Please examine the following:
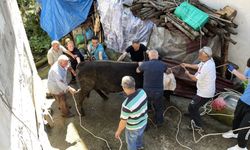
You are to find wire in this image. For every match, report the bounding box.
[72,93,112,150]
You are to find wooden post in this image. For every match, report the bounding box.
[221,33,230,78]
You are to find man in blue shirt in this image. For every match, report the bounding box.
[222,58,250,150]
[87,36,108,60]
[136,50,167,127]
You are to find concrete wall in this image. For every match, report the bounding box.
[200,0,250,71]
[0,0,45,149]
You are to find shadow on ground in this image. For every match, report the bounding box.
[45,82,249,150]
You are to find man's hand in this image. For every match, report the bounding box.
[166,68,172,74]
[180,63,187,68]
[227,64,235,72]
[115,130,121,139]
[68,86,77,95]
[185,70,189,75]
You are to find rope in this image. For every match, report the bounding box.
[162,88,248,150]
[71,93,112,150]
[118,137,123,150]
[191,119,250,144]
[163,106,192,150]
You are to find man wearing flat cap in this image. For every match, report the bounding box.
[181,46,216,131]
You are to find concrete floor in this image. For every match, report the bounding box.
[44,82,249,150]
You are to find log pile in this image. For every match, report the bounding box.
[128,0,238,44]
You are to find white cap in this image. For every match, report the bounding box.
[200,46,212,57]
[51,40,60,45]
[58,55,69,61]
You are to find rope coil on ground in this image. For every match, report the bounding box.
[72,93,113,150]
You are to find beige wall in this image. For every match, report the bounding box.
[200,0,250,71]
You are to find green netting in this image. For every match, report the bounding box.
[174,2,209,31]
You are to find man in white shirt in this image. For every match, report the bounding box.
[181,46,216,130]
[47,40,76,66]
[47,55,77,118]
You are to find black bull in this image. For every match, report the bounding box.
[75,61,168,115]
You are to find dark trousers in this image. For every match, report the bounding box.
[188,95,210,127]
[232,99,250,148]
[145,90,164,124]
[53,93,70,116]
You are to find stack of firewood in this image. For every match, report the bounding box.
[128,0,238,44]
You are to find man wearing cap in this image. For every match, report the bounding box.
[47,40,76,66]
[117,39,148,62]
[181,46,216,131]
[115,76,148,150]
[47,55,76,118]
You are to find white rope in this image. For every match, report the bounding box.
[118,137,123,150]
[163,106,192,150]
[191,120,250,144]
[148,118,158,129]
[72,93,112,150]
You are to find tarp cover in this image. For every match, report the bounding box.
[38,0,93,40]
[97,0,154,52]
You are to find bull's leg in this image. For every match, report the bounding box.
[95,89,109,101]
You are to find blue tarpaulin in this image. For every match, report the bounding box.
[38,0,93,40]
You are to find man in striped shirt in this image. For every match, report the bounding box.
[115,76,148,150]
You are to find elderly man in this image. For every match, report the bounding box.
[115,76,148,150]
[117,39,148,62]
[47,55,77,118]
[181,46,216,131]
[87,36,108,60]
[47,40,75,66]
[136,50,167,127]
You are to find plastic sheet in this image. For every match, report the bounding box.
[38,0,93,40]
[97,0,154,52]
[148,25,221,63]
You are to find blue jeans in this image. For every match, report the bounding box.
[125,125,146,150]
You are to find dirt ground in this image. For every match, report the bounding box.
[45,82,249,150]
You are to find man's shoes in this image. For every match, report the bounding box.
[69,78,76,84]
[137,146,144,150]
[227,144,248,150]
[222,130,238,139]
[157,123,163,128]
[183,112,190,117]
[62,113,75,118]
[46,93,53,99]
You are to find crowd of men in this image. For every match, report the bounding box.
[46,37,249,150]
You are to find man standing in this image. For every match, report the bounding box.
[47,40,75,66]
[115,76,148,150]
[87,36,108,60]
[222,59,250,150]
[47,55,76,118]
[117,39,148,62]
[181,46,216,130]
[136,50,167,127]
